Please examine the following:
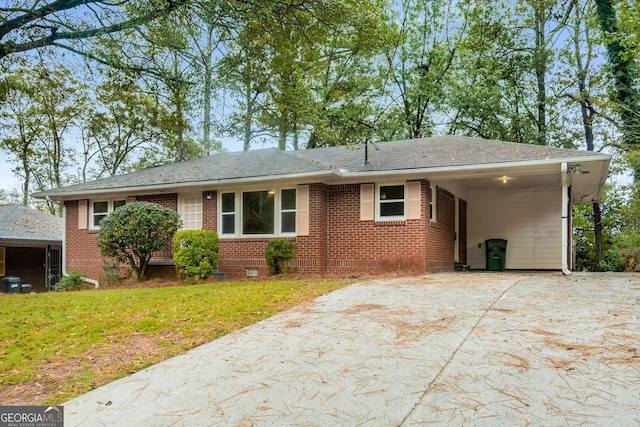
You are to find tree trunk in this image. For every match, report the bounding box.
[202,23,214,156]
[278,121,288,150]
[243,85,253,152]
[593,202,603,269]
[534,8,548,146]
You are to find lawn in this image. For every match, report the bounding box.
[0,278,348,405]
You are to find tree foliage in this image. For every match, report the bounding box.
[96,201,181,282]
[0,62,86,212]
[0,0,186,60]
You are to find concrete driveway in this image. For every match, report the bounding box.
[64,272,640,426]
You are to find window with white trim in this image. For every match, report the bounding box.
[280,188,296,234]
[91,199,126,228]
[219,188,296,236]
[377,184,405,220]
[220,192,236,235]
[243,190,275,234]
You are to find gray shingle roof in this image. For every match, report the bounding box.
[34,136,609,200]
[0,205,62,244]
[292,136,603,172]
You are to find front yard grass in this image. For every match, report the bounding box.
[0,278,348,405]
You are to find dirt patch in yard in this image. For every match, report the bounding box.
[0,333,181,406]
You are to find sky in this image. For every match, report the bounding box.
[0,154,21,196]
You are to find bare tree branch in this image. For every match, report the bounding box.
[0,0,187,59]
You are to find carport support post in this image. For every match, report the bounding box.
[561,163,572,275]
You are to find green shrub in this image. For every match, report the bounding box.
[97,201,181,282]
[265,239,298,275]
[173,229,220,281]
[59,271,85,291]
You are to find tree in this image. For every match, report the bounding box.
[220,0,388,150]
[0,62,86,211]
[565,0,609,266]
[0,0,186,60]
[96,201,181,281]
[594,0,640,177]
[84,71,165,177]
[0,71,40,206]
[219,24,273,151]
[379,0,466,140]
[445,4,537,143]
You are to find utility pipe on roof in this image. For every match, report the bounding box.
[47,197,100,289]
[561,163,572,276]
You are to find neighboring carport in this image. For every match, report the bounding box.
[0,205,62,292]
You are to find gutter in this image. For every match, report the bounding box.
[560,163,572,276]
[47,197,100,289]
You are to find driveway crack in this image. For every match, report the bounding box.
[398,277,523,426]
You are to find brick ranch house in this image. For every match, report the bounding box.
[34,136,610,284]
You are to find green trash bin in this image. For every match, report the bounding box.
[485,239,507,271]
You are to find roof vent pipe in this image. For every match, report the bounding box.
[362,139,378,166]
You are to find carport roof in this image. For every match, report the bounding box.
[0,205,62,246]
[33,136,610,201]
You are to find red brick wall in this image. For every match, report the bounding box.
[65,200,103,280]
[64,182,465,282]
[425,186,456,271]
[203,190,217,232]
[325,182,428,275]
[294,183,327,275]
[217,184,328,278]
[65,195,179,283]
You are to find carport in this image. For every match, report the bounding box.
[429,155,610,272]
[0,205,62,292]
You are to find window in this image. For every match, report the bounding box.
[280,188,296,234]
[221,192,236,235]
[91,199,126,228]
[220,188,296,237]
[378,184,405,219]
[243,190,275,234]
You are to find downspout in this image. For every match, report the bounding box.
[49,197,100,289]
[560,163,572,276]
